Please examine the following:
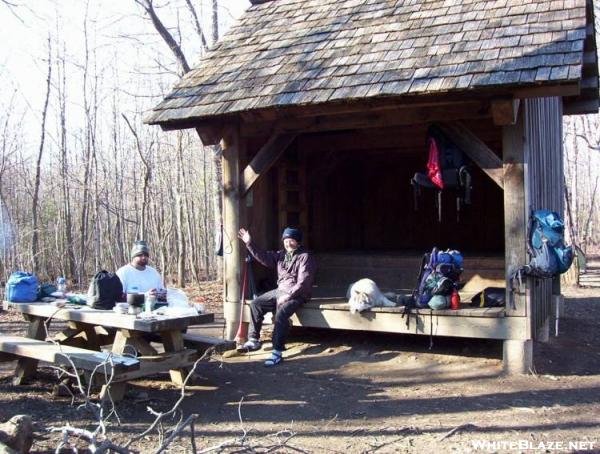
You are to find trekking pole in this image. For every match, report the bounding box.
[234,255,250,346]
[555,296,560,336]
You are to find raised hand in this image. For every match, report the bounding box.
[238,228,251,245]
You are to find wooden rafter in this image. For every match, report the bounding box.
[194,125,223,145]
[241,101,489,137]
[438,122,504,189]
[240,133,297,195]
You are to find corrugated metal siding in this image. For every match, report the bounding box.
[524,97,563,340]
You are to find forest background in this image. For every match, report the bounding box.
[0,0,598,289]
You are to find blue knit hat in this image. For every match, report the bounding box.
[282,227,302,243]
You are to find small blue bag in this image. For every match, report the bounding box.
[6,272,39,302]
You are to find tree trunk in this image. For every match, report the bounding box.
[176,132,185,287]
[31,37,52,274]
[212,0,219,46]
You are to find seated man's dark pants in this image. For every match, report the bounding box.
[248,289,303,351]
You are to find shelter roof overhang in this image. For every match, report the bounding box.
[145,0,599,134]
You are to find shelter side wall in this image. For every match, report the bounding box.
[524,97,564,340]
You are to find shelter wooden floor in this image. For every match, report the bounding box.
[285,252,526,341]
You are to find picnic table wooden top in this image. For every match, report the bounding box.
[3,301,214,332]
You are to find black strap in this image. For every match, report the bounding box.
[459,166,472,205]
[402,296,416,330]
[429,309,434,350]
[411,178,420,211]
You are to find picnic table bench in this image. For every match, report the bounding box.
[0,336,139,374]
[1,301,216,400]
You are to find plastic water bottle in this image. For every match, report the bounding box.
[57,277,67,295]
[450,289,460,310]
[145,293,157,314]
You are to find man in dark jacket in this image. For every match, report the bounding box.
[237,226,316,366]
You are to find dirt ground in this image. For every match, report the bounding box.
[0,282,599,453]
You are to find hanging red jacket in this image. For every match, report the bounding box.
[427,136,444,189]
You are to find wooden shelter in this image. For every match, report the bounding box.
[146,0,599,373]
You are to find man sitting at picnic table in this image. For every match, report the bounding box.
[116,240,166,299]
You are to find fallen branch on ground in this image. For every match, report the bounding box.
[439,423,480,441]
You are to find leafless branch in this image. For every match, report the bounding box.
[124,347,216,449]
[134,0,191,74]
[0,0,26,24]
[439,423,479,440]
[184,0,208,51]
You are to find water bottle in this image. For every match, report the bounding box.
[145,293,157,314]
[450,289,460,310]
[57,277,67,295]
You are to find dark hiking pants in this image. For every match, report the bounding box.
[248,289,303,351]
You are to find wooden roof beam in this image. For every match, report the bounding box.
[514,83,580,99]
[240,133,297,195]
[195,125,224,146]
[438,122,504,190]
[563,99,600,115]
[491,98,520,126]
[157,118,226,146]
[241,101,490,137]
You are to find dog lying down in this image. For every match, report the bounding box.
[346,278,400,314]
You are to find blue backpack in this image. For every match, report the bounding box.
[413,247,463,308]
[524,210,573,278]
[6,272,39,302]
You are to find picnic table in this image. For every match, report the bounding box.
[1,301,216,400]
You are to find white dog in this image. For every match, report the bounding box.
[346,278,397,314]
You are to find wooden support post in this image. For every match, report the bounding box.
[502,114,529,320]
[161,330,187,386]
[13,315,47,385]
[503,339,533,374]
[222,125,242,340]
[101,330,129,401]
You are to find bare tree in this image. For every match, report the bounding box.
[0,0,26,23]
[134,0,224,280]
[184,0,208,51]
[122,114,152,240]
[134,0,191,74]
[31,36,52,273]
[563,114,600,255]
[212,0,219,46]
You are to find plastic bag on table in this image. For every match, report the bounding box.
[155,306,198,317]
[166,288,189,308]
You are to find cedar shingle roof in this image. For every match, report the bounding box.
[146,0,595,126]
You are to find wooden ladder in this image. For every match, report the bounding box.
[278,156,308,246]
